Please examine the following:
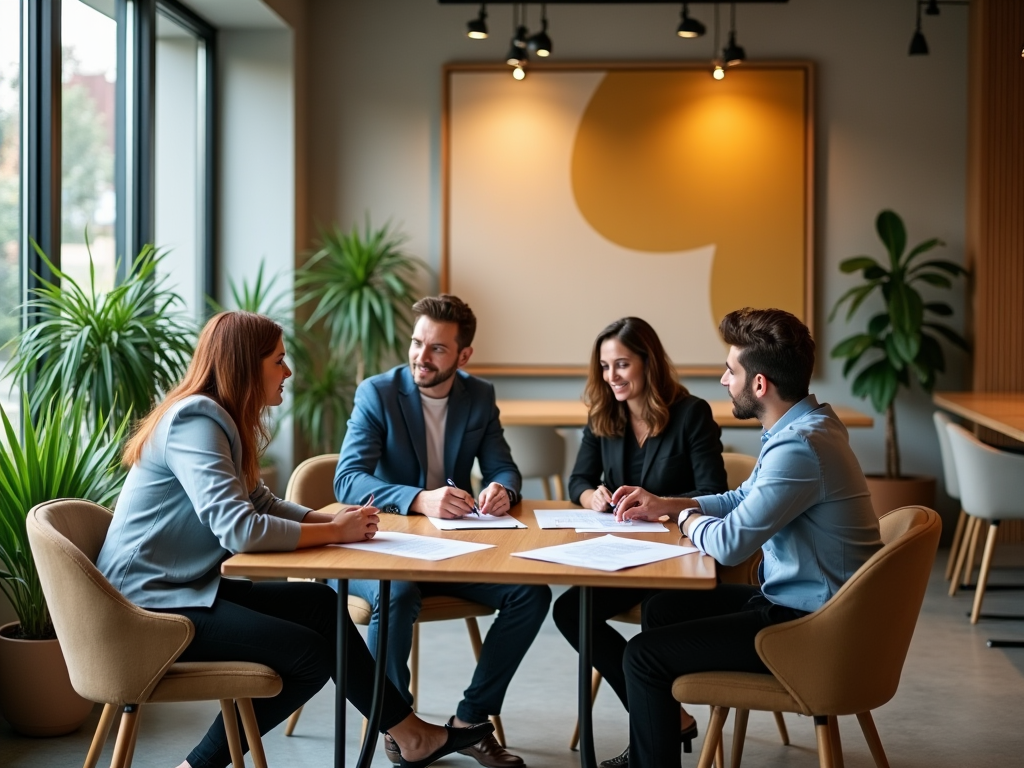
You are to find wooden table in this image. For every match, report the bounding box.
[933,391,1024,443]
[496,399,875,429]
[222,499,716,768]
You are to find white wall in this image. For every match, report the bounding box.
[302,0,970,520]
[219,28,296,488]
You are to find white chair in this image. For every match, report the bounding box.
[934,411,969,582]
[503,425,566,499]
[945,423,1024,625]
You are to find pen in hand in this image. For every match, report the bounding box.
[446,478,480,516]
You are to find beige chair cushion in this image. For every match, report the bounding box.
[149,662,283,703]
[673,671,802,714]
[286,454,341,510]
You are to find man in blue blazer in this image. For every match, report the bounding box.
[335,294,550,768]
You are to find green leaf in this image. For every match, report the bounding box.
[831,334,875,360]
[839,256,883,274]
[923,322,970,352]
[913,272,952,289]
[876,210,906,267]
[923,302,953,317]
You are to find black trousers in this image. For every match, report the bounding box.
[552,586,652,711]
[623,585,807,768]
[168,579,413,768]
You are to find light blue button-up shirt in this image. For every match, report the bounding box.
[688,395,881,613]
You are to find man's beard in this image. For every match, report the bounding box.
[411,361,458,390]
[731,378,763,421]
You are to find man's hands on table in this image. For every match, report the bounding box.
[611,485,702,535]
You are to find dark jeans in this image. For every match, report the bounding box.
[624,585,808,768]
[552,586,652,711]
[168,579,413,768]
[339,579,551,724]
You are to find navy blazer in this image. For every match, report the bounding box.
[335,365,522,514]
[567,394,728,505]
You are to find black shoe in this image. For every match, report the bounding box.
[398,722,495,768]
[600,746,629,768]
[681,720,699,754]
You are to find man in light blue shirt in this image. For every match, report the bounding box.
[610,307,881,768]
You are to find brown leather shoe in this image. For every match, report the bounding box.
[383,732,401,765]
[449,718,525,768]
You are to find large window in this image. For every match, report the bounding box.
[0,0,21,434]
[61,0,118,292]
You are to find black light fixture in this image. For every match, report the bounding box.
[466,4,488,40]
[925,0,941,15]
[528,4,552,57]
[711,3,725,79]
[722,3,746,66]
[506,4,529,70]
[909,1,929,55]
[676,3,706,39]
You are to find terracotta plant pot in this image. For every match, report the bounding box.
[0,622,94,736]
[865,475,936,519]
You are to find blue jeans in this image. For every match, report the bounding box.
[335,579,551,724]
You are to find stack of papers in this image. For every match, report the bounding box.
[512,535,697,571]
[337,531,495,561]
[533,509,667,533]
[426,514,527,531]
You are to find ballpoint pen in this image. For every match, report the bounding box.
[446,478,480,516]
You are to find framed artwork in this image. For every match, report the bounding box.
[442,62,814,376]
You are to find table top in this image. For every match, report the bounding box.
[221,499,717,590]
[933,391,1024,443]
[495,399,875,429]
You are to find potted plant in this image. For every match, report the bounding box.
[830,209,969,515]
[3,241,195,437]
[0,395,127,735]
[290,218,427,455]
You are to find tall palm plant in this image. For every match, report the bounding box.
[3,241,195,437]
[0,395,127,639]
[294,219,426,383]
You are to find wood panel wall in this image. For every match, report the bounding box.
[966,0,1024,540]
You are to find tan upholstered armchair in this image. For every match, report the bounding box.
[27,499,282,768]
[673,505,941,768]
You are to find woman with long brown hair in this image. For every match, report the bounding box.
[552,317,727,768]
[96,311,490,768]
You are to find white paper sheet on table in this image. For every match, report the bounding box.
[336,531,495,561]
[533,509,666,533]
[426,514,527,531]
[511,534,697,571]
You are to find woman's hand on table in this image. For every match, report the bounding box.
[581,486,614,512]
[477,482,511,516]
[297,503,379,547]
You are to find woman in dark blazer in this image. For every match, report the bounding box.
[553,317,727,767]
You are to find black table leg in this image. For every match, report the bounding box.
[578,585,597,768]
[336,579,348,768]
[357,580,391,768]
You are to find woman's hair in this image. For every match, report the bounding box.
[123,311,283,488]
[583,317,689,438]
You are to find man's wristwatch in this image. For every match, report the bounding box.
[501,485,517,507]
[677,507,702,535]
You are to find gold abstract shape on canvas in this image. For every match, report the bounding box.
[571,69,807,324]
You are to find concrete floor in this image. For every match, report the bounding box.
[2,547,1023,768]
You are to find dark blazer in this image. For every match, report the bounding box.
[567,394,728,505]
[334,365,521,514]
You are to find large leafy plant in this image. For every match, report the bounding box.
[3,241,195,437]
[830,210,968,478]
[0,396,127,639]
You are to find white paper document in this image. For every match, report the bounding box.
[337,531,495,561]
[511,534,697,571]
[533,509,667,533]
[425,514,527,531]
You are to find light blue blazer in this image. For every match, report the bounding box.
[335,365,521,514]
[96,395,310,609]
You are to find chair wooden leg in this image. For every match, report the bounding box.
[220,700,245,768]
[813,716,835,768]
[490,715,506,749]
[697,705,729,768]
[360,716,368,741]
[83,702,116,768]
[855,711,891,768]
[411,622,421,707]
[541,477,552,500]
[971,521,1000,624]
[283,704,303,736]
[949,516,977,596]
[109,706,140,768]
[569,669,603,750]
[963,518,984,587]
[944,509,967,580]
[773,711,790,745]
[827,716,844,768]
[730,708,749,768]
[123,705,142,768]
[553,474,565,501]
[237,698,269,768]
